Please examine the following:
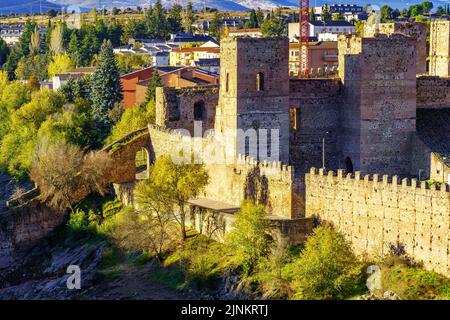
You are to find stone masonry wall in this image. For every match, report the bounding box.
[365,22,427,74]
[305,168,450,276]
[155,86,219,136]
[417,76,450,109]
[430,20,450,77]
[338,34,417,176]
[289,78,343,174]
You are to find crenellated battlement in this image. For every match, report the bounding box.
[235,154,294,182]
[306,167,450,277]
[308,167,450,193]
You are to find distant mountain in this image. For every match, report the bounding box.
[3,0,446,14]
[0,0,61,15]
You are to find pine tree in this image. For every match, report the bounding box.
[90,40,123,146]
[68,31,80,67]
[168,4,183,34]
[145,68,163,105]
[247,10,259,29]
[183,2,195,34]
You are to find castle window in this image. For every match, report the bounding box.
[256,72,264,92]
[225,72,229,92]
[194,100,207,122]
[290,108,301,130]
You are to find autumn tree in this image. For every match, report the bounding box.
[30,139,112,213]
[113,181,179,261]
[146,155,209,240]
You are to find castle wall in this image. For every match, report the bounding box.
[155,86,219,136]
[147,125,301,219]
[365,22,427,74]
[338,34,417,176]
[417,76,450,109]
[430,20,450,77]
[217,37,291,163]
[289,79,343,173]
[305,168,450,276]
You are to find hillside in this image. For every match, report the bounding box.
[0,0,61,15]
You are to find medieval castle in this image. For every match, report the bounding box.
[1,21,450,277]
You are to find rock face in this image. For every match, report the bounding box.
[0,238,107,300]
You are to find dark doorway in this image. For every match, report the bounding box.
[345,157,354,174]
[194,100,207,122]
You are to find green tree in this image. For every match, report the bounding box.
[355,21,366,37]
[145,0,168,38]
[89,40,123,146]
[256,9,265,26]
[183,2,195,34]
[0,38,10,66]
[48,54,74,78]
[168,4,183,34]
[226,201,271,275]
[246,9,259,28]
[106,102,154,144]
[17,21,37,57]
[321,5,332,22]
[401,8,409,17]
[333,13,345,21]
[261,10,285,37]
[149,155,209,240]
[68,31,81,67]
[436,6,445,15]
[289,226,365,300]
[421,1,433,13]
[380,5,394,22]
[3,50,20,80]
[409,4,424,17]
[209,12,221,39]
[144,69,163,105]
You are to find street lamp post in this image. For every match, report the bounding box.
[322,131,330,170]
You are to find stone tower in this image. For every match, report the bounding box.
[215,37,290,163]
[430,20,450,77]
[338,34,417,176]
[365,22,427,75]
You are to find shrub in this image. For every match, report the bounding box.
[225,201,272,275]
[289,226,366,300]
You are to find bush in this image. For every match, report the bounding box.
[381,259,450,300]
[289,226,366,300]
[226,201,272,275]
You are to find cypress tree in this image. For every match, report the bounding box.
[248,10,259,28]
[90,40,123,145]
[145,68,163,105]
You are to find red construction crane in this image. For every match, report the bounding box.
[298,0,310,78]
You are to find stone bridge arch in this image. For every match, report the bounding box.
[102,128,154,184]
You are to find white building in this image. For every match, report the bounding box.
[289,21,355,39]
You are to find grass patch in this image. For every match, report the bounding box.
[148,264,187,290]
[382,264,450,300]
[100,268,126,282]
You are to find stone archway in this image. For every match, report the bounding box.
[345,157,354,174]
[135,147,150,180]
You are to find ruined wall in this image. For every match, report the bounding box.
[155,86,219,136]
[305,168,450,276]
[289,78,343,174]
[103,129,152,184]
[417,76,450,109]
[430,20,450,77]
[217,37,291,163]
[0,200,66,269]
[338,34,417,176]
[365,22,427,74]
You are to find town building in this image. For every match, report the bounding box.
[228,28,263,38]
[289,41,338,77]
[169,46,220,67]
[120,66,219,108]
[288,21,355,39]
[0,24,46,46]
[52,67,96,91]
